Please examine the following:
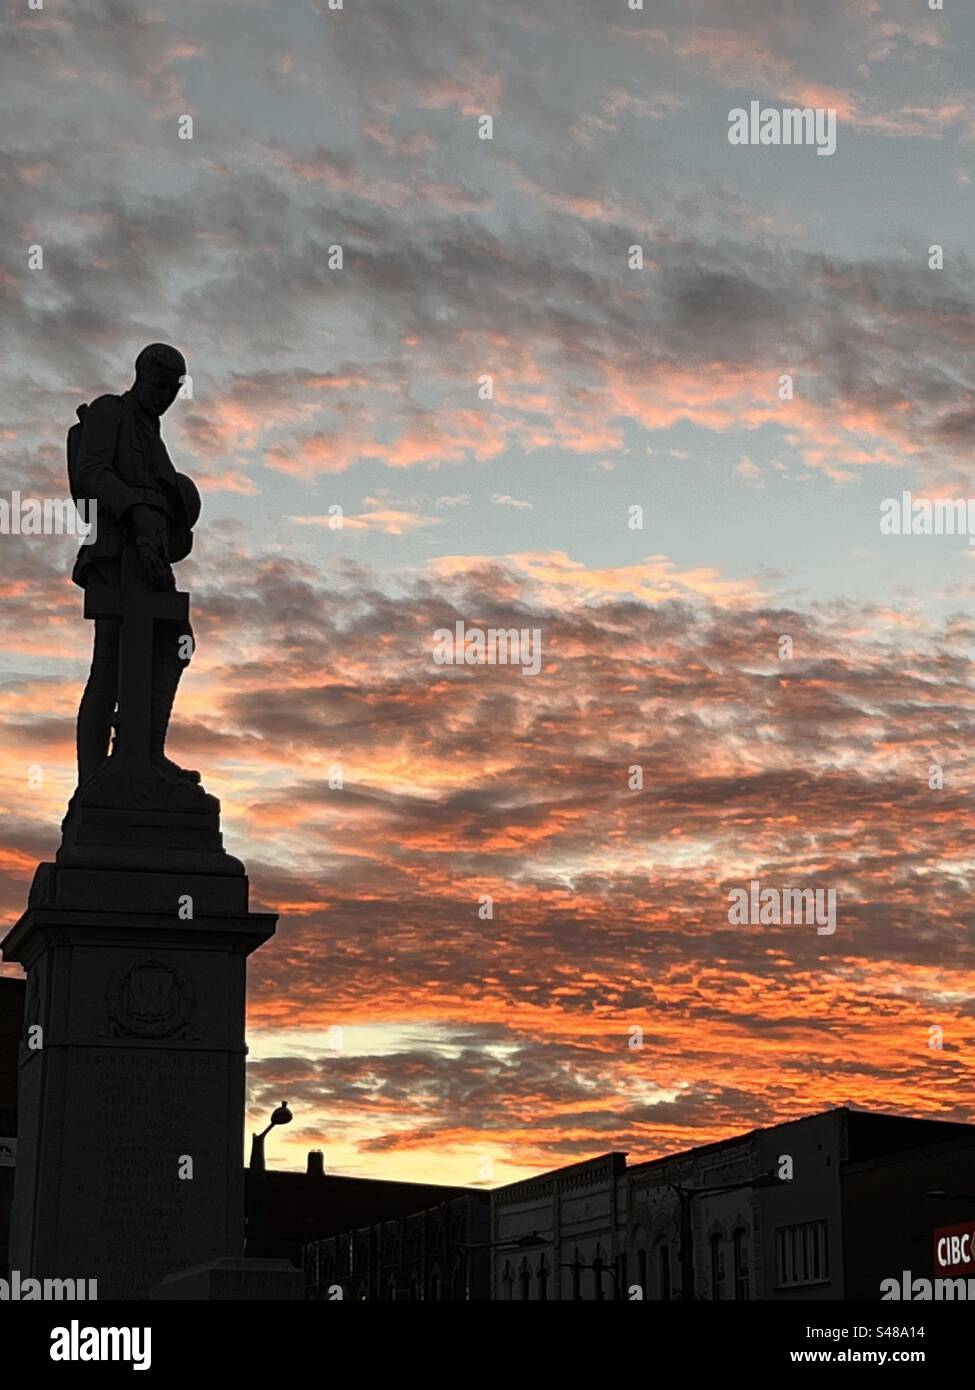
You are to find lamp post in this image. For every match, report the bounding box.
[248,1099,293,1171]
[246,1101,293,1259]
[449,1231,551,1302]
[670,1171,783,1301]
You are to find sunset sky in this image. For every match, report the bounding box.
[2,0,975,1188]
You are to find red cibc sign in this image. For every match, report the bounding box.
[934,1224,975,1276]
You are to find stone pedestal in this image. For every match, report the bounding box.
[150,1257,305,1300]
[0,770,277,1300]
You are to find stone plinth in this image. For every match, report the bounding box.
[150,1257,304,1300]
[1,849,276,1300]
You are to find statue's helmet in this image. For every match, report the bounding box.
[175,473,201,529]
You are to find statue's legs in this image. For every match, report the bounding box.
[151,619,200,782]
[76,617,120,783]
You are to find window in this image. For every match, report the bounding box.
[430,1269,441,1301]
[502,1261,514,1301]
[733,1228,750,1300]
[658,1244,672,1300]
[572,1248,582,1301]
[520,1259,532,1300]
[452,1263,465,1300]
[637,1249,648,1300]
[776,1221,829,1288]
[538,1256,549,1301]
[710,1234,725,1301]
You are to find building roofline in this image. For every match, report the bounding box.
[257,1168,479,1193]
[257,1109,974,1195]
[624,1108,975,1179]
[493,1150,628,1199]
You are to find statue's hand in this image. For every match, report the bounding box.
[128,503,169,556]
[135,534,176,590]
[128,504,174,589]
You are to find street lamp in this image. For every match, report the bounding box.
[670,1171,784,1301]
[248,1100,292,1172]
[245,1101,292,1261]
[450,1231,552,1302]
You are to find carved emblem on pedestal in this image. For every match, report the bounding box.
[106,958,199,1039]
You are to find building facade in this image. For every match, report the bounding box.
[491,1153,627,1301]
[841,1131,975,1298]
[305,1191,490,1300]
[623,1108,848,1300]
[247,1149,475,1268]
[489,1109,975,1300]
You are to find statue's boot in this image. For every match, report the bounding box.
[151,631,201,783]
[76,685,116,786]
[75,616,121,788]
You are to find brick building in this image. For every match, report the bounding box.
[489,1109,975,1300]
[304,1190,490,1299]
[492,1152,626,1300]
[841,1129,975,1298]
[246,1148,476,1268]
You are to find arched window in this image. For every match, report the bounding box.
[538,1256,549,1301]
[710,1233,725,1301]
[519,1258,532,1300]
[502,1261,514,1301]
[733,1229,750,1300]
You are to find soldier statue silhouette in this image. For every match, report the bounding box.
[68,343,201,789]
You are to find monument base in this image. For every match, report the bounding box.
[1,858,276,1301]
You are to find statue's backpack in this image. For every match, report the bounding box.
[66,403,90,506]
[66,400,122,504]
